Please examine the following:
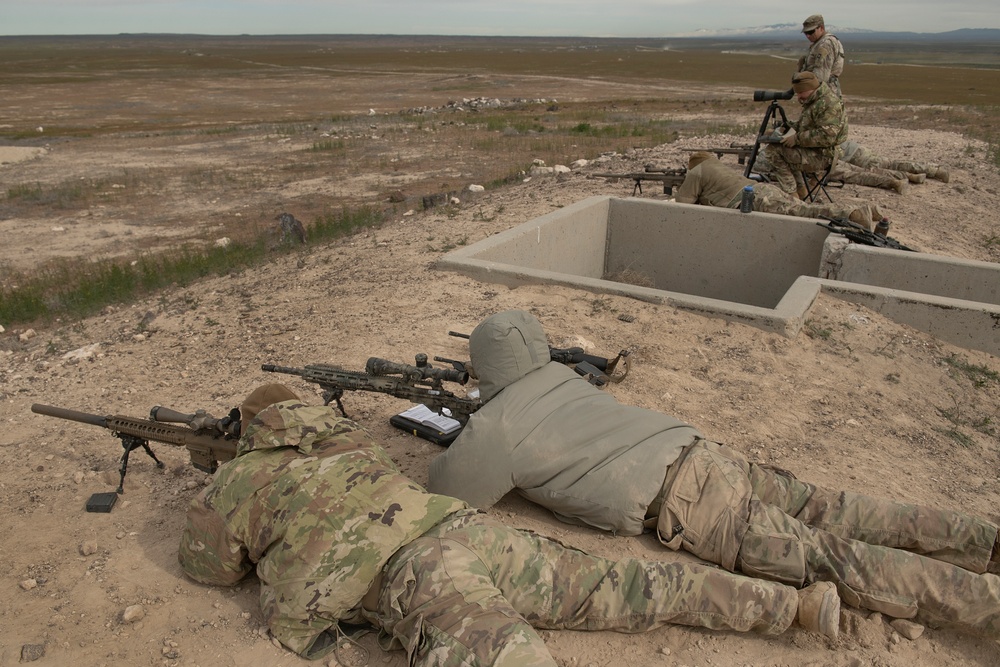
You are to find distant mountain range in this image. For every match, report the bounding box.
[667,25,1000,42]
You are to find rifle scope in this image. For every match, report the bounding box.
[753,88,794,102]
[366,356,469,385]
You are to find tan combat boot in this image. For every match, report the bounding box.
[795,581,841,639]
[906,172,927,184]
[848,206,876,231]
[796,185,810,200]
[927,167,950,183]
[891,179,908,195]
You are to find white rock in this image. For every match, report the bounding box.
[121,605,145,623]
[467,184,485,192]
[62,343,101,361]
[19,328,37,342]
[214,237,231,248]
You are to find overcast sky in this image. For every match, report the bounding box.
[2,1,998,37]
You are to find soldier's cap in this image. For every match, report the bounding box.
[240,383,299,423]
[802,14,824,32]
[792,71,821,93]
[688,151,715,169]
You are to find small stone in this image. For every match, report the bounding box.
[80,540,99,556]
[21,644,46,662]
[20,578,37,591]
[121,604,145,623]
[889,618,924,640]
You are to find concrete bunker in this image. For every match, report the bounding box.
[435,196,1000,357]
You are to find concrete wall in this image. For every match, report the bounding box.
[835,245,999,305]
[605,198,828,309]
[435,195,1000,356]
[455,196,610,278]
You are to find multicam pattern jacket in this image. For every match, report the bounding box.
[791,82,848,157]
[178,400,467,659]
[799,33,845,97]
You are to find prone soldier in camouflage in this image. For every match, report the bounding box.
[764,71,848,198]
[676,152,885,231]
[797,14,845,98]
[753,149,910,196]
[429,310,1000,640]
[839,139,951,183]
[179,383,841,664]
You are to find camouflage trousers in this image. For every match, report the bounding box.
[845,145,929,175]
[763,144,835,194]
[363,509,798,666]
[654,440,1000,637]
[736,182,858,221]
[831,162,903,191]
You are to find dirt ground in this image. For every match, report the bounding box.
[1,69,999,667]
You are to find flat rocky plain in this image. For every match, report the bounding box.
[1,36,998,667]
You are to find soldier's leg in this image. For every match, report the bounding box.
[371,511,801,667]
[659,442,1000,635]
[762,145,800,194]
[751,465,998,573]
[754,183,870,224]
[833,162,906,193]
[370,517,559,667]
[739,500,1000,636]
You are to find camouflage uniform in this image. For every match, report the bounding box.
[180,399,802,665]
[798,32,845,97]
[755,150,906,194]
[764,81,847,195]
[675,155,870,222]
[432,310,1000,639]
[655,440,1000,637]
[840,140,949,182]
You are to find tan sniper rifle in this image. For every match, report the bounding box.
[590,167,687,196]
[31,403,241,509]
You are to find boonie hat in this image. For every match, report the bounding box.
[240,383,299,423]
[688,151,714,169]
[792,71,820,93]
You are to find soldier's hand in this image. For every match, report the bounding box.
[780,128,798,147]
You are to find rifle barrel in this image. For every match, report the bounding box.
[32,403,107,428]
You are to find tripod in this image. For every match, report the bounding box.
[743,99,790,179]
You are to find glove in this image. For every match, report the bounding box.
[780,128,798,147]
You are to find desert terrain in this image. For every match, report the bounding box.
[1,36,998,667]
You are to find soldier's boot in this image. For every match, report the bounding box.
[927,167,951,183]
[848,206,877,232]
[906,172,927,184]
[796,185,810,200]
[890,179,908,195]
[795,581,840,639]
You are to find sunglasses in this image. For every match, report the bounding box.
[804,28,818,35]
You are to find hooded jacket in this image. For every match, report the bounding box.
[428,310,701,536]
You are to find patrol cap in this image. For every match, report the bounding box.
[792,71,820,93]
[240,383,299,423]
[802,14,824,32]
[688,151,714,169]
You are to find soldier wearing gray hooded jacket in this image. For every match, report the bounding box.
[428,310,1000,640]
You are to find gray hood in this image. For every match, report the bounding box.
[469,310,551,402]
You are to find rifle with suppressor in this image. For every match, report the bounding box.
[817,217,916,252]
[590,167,687,196]
[446,331,630,385]
[30,403,241,507]
[679,143,755,165]
[262,354,481,424]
